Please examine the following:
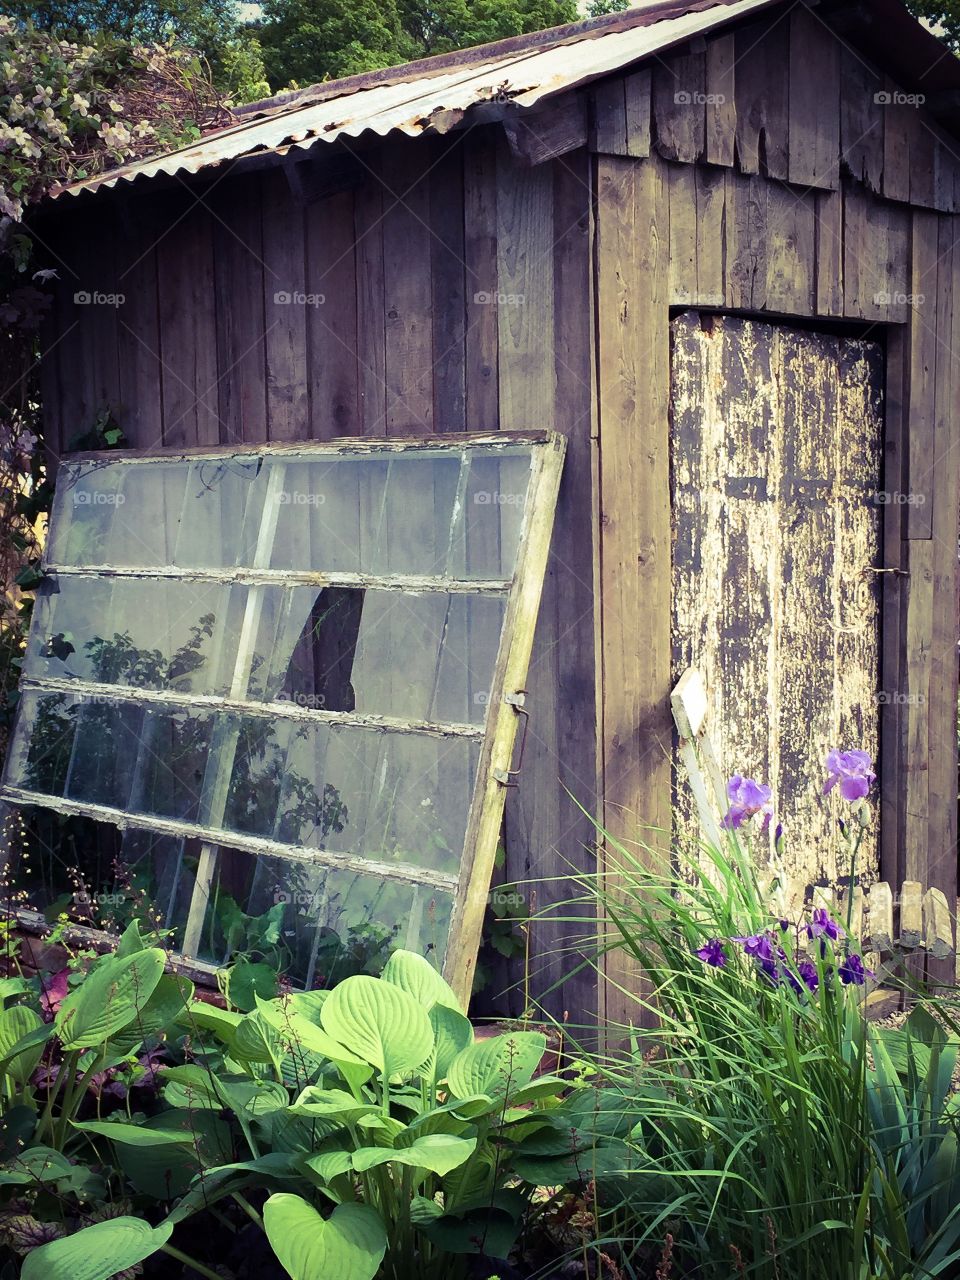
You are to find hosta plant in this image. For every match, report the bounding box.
[20,947,618,1280]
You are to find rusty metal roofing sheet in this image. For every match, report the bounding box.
[49,0,774,199]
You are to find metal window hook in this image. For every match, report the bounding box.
[493,690,529,788]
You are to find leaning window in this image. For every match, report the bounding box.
[1,434,563,1002]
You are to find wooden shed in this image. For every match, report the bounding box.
[15,0,960,1021]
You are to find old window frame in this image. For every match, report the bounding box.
[1,430,565,1005]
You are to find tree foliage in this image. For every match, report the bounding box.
[255,0,579,90]
[904,0,960,49]
[5,0,269,103]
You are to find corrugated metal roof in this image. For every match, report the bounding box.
[49,0,775,199]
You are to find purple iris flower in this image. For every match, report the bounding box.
[807,908,840,942]
[783,959,819,995]
[695,939,727,967]
[823,750,876,803]
[722,776,774,832]
[839,953,871,986]
[732,932,776,963]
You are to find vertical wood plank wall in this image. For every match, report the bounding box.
[36,128,599,1021]
[35,6,960,1025]
[591,13,960,1022]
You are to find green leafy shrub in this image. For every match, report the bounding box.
[0,932,606,1278]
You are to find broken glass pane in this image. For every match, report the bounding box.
[254,587,505,724]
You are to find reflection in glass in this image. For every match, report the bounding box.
[26,578,237,695]
[174,846,453,989]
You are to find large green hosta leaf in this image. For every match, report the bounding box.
[321,976,433,1077]
[446,1031,546,1100]
[429,1004,473,1083]
[0,1146,73,1185]
[255,996,370,1069]
[106,973,193,1057]
[264,1195,387,1280]
[380,950,460,1012]
[21,1215,173,1280]
[0,1004,45,1084]
[352,1133,476,1176]
[55,948,166,1050]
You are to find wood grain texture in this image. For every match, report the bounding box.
[354,168,387,434]
[508,150,598,1025]
[116,198,164,450]
[880,325,907,886]
[156,196,220,447]
[926,216,959,912]
[381,140,434,434]
[733,15,789,180]
[653,52,705,164]
[842,184,909,323]
[839,45,884,191]
[725,169,768,310]
[670,313,882,886]
[590,78,628,156]
[305,190,360,439]
[814,188,844,316]
[625,70,652,158]
[261,170,307,441]
[764,184,815,314]
[788,5,840,190]
[881,79,912,205]
[906,211,938,534]
[503,94,587,167]
[429,141,467,434]
[901,538,934,883]
[463,131,500,432]
[496,139,555,430]
[695,166,726,307]
[669,163,698,305]
[595,153,671,1029]
[210,177,266,445]
[705,34,736,167]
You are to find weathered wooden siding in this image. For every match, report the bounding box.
[592,14,960,1022]
[671,313,883,885]
[34,2,960,1023]
[36,129,599,1020]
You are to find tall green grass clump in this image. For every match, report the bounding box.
[554,752,960,1279]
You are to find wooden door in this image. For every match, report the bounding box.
[670,312,884,886]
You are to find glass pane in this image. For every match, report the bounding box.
[277,722,479,876]
[25,578,238,695]
[268,452,464,576]
[130,707,215,823]
[174,456,267,569]
[456,449,532,578]
[253,587,504,725]
[64,699,144,810]
[3,807,188,938]
[45,463,126,566]
[4,691,79,796]
[173,847,453,988]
